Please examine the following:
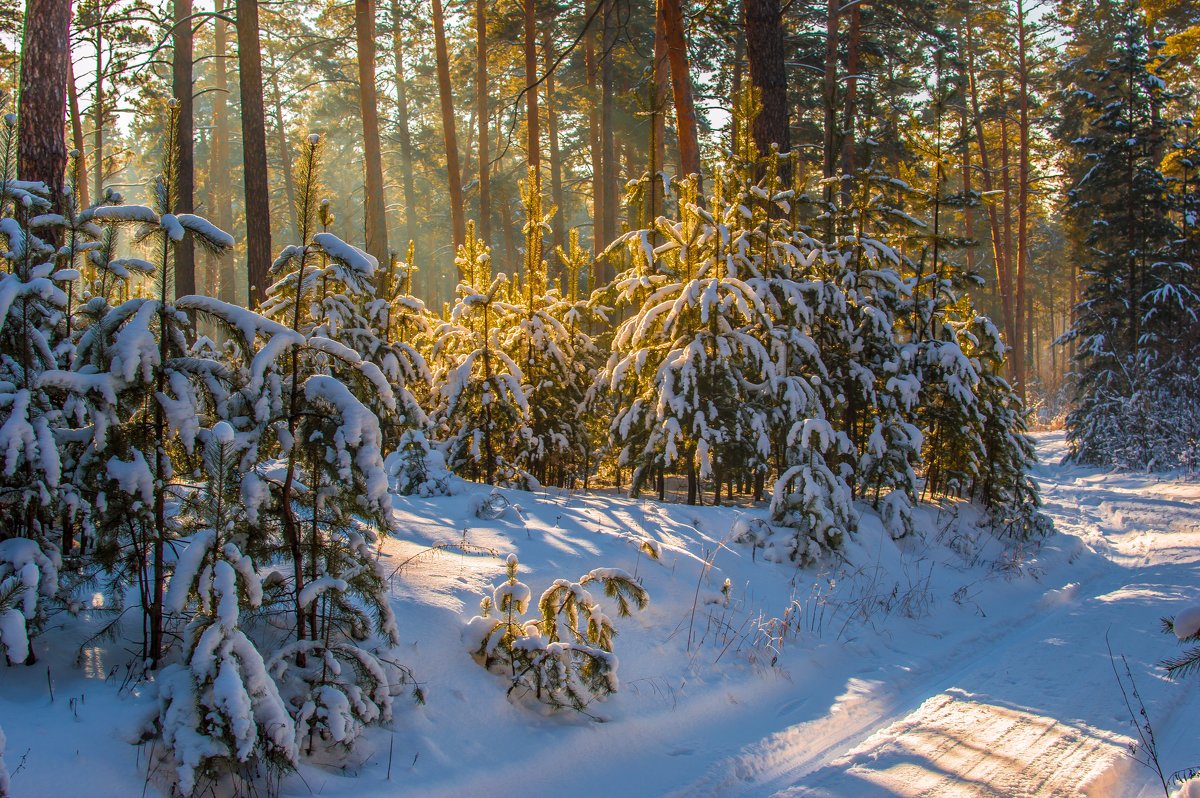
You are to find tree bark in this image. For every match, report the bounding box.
[543,26,565,254]
[839,6,860,187]
[524,0,540,191]
[965,20,1015,372]
[433,0,467,253]
[650,5,669,225]
[173,0,196,299]
[1014,0,1032,398]
[356,0,390,265]
[209,0,235,302]
[18,0,72,218]
[998,73,1023,392]
[66,55,88,207]
[821,0,838,222]
[659,0,701,180]
[586,26,603,272]
[600,0,618,266]
[744,0,790,181]
[237,0,273,307]
[92,15,104,202]
[390,0,419,253]
[475,0,492,244]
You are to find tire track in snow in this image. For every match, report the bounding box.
[676,432,1199,797]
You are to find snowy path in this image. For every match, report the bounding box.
[678,432,1200,797]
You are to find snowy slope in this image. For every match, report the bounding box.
[1,432,1197,797]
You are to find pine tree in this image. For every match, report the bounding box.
[607,173,774,505]
[1060,4,1198,468]
[430,224,531,486]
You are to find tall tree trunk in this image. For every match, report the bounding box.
[433,0,467,253]
[821,0,838,185]
[475,0,492,244]
[600,0,618,270]
[524,0,540,191]
[998,74,1023,392]
[543,26,565,254]
[650,5,669,225]
[390,0,418,253]
[659,0,701,179]
[210,0,235,302]
[237,0,273,306]
[18,0,71,219]
[174,0,196,298]
[1014,0,1032,399]
[744,0,790,182]
[965,19,1014,369]
[356,0,390,264]
[839,6,861,188]
[586,26,603,271]
[268,61,297,239]
[93,17,104,201]
[66,56,88,207]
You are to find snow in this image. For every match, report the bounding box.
[4,432,1200,796]
[1175,605,1200,640]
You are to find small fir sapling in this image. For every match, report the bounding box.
[154,421,298,794]
[429,224,532,487]
[497,171,587,487]
[606,173,775,505]
[464,554,648,712]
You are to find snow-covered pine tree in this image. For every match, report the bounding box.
[464,554,648,712]
[607,172,774,505]
[1060,5,1199,468]
[154,421,298,794]
[39,100,234,666]
[499,171,585,487]
[963,316,1051,539]
[430,223,531,486]
[199,133,399,681]
[719,132,857,561]
[0,109,72,552]
[819,149,925,537]
[552,229,607,489]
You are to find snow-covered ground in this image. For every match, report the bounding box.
[2,431,1197,796]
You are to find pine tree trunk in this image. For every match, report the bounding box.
[174,0,197,299]
[600,0,618,269]
[475,0,492,245]
[543,26,566,255]
[237,0,273,307]
[744,0,790,182]
[93,19,104,202]
[650,6,669,225]
[17,0,71,219]
[209,0,235,302]
[524,0,541,192]
[659,0,701,180]
[390,0,419,256]
[965,21,1015,373]
[839,6,860,191]
[821,0,838,205]
[586,28,604,268]
[66,56,88,207]
[998,76,1024,392]
[268,58,297,238]
[356,0,390,264]
[433,0,467,253]
[1015,0,1032,399]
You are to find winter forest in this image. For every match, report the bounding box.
[0,0,1198,794]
